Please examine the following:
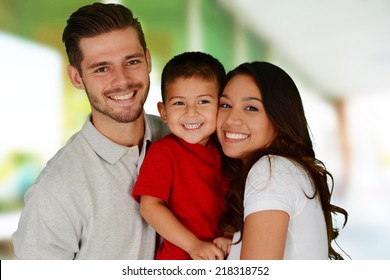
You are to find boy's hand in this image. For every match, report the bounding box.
[188,240,225,260]
[213,236,232,257]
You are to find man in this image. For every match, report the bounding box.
[12,2,169,259]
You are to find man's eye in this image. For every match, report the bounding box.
[96,67,108,73]
[128,60,139,65]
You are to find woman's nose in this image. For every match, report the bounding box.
[225,109,243,125]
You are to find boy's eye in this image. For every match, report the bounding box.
[198,99,210,105]
[173,101,184,106]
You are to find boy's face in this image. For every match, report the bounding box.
[158,77,219,146]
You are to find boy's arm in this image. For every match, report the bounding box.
[213,234,233,257]
[140,195,225,260]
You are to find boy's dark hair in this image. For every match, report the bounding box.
[161,52,226,103]
[62,2,147,73]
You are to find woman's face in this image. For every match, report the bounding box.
[217,74,277,161]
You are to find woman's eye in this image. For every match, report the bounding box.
[246,106,259,111]
[219,103,231,109]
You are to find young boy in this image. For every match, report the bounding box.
[132,52,230,260]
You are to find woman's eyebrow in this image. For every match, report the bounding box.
[242,97,263,103]
[221,93,262,102]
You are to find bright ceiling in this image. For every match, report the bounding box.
[218,0,390,98]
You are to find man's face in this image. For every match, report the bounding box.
[68,27,152,123]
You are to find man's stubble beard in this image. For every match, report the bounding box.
[85,80,150,123]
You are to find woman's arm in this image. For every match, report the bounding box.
[240,210,289,259]
[140,195,225,260]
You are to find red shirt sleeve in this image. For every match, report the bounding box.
[132,139,173,203]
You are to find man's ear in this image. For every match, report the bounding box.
[145,48,152,74]
[67,65,85,90]
[157,102,168,123]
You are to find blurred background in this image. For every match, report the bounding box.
[1,0,389,259]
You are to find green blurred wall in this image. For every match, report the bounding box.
[0,0,271,182]
[0,0,269,141]
[0,0,268,77]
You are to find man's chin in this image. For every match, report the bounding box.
[112,109,144,123]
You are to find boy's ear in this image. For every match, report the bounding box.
[157,102,168,123]
[67,65,85,90]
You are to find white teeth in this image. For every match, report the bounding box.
[184,123,201,130]
[225,132,249,140]
[111,92,135,101]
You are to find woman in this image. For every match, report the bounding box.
[217,61,348,260]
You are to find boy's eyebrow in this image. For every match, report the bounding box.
[196,94,217,100]
[168,96,185,101]
[168,94,216,101]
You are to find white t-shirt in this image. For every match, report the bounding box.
[227,155,328,260]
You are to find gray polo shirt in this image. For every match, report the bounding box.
[12,113,169,259]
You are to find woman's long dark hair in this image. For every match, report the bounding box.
[218,62,348,260]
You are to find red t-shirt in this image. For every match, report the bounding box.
[133,134,228,259]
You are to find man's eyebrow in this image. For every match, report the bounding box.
[87,61,109,70]
[87,53,145,70]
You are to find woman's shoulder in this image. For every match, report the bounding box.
[250,155,308,186]
[248,155,311,195]
[252,155,301,172]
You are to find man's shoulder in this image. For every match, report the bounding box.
[145,114,170,141]
[35,131,92,185]
[149,133,178,147]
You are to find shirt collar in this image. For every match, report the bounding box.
[81,113,152,165]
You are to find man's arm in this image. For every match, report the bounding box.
[12,184,79,259]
